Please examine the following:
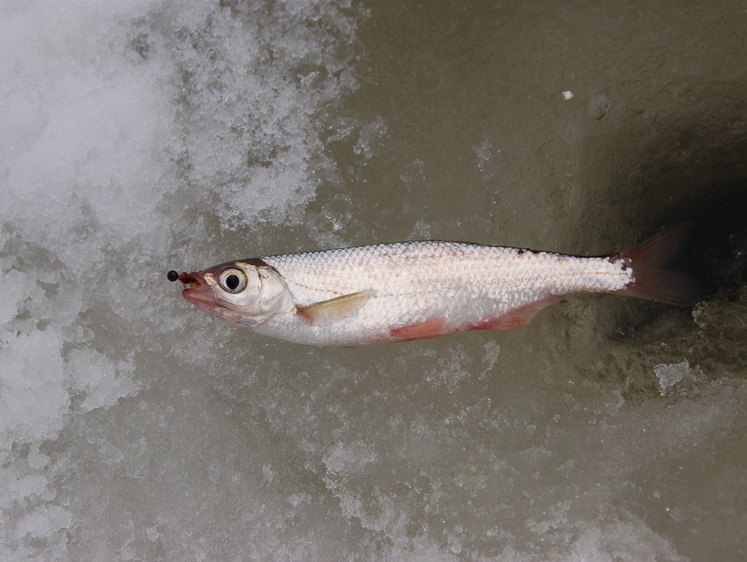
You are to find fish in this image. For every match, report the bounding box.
[169,223,697,346]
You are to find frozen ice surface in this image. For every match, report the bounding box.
[2,1,747,561]
[654,360,689,395]
[586,93,610,119]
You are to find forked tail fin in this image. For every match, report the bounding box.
[614,222,699,306]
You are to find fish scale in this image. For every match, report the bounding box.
[263,241,626,302]
[171,224,696,346]
[256,242,627,345]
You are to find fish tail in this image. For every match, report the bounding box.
[614,222,699,306]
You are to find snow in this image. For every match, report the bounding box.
[0,330,68,446]
[2,1,746,561]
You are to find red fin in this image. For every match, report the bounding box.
[390,318,448,341]
[614,222,698,306]
[472,295,564,330]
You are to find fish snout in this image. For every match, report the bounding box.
[167,270,206,291]
[173,271,219,313]
[177,272,203,289]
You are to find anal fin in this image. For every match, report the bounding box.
[297,290,377,326]
[472,296,564,330]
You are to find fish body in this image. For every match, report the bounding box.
[173,224,696,346]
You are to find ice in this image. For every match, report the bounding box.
[0,270,28,325]
[15,506,73,542]
[654,360,689,395]
[0,330,67,446]
[567,516,682,562]
[353,117,388,159]
[66,349,138,412]
[474,138,498,181]
[323,441,377,476]
[1,0,364,558]
[482,340,501,369]
[2,1,747,560]
[586,92,610,119]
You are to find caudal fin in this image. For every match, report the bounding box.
[615,222,699,306]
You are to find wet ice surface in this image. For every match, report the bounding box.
[2,1,747,560]
[654,361,689,395]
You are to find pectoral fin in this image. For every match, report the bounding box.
[297,290,377,326]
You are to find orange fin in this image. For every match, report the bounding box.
[614,222,698,306]
[390,318,448,341]
[472,296,564,330]
[297,290,377,326]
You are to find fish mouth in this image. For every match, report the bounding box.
[177,272,202,289]
[177,272,215,310]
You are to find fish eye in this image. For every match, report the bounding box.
[218,269,247,294]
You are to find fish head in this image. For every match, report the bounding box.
[177,260,291,328]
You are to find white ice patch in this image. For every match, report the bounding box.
[654,360,689,395]
[0,2,172,254]
[353,116,388,159]
[568,515,682,562]
[0,330,67,447]
[482,340,501,370]
[66,348,138,412]
[14,506,73,541]
[323,441,377,476]
[0,270,29,325]
[163,1,362,227]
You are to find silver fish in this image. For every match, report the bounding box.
[169,224,696,346]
